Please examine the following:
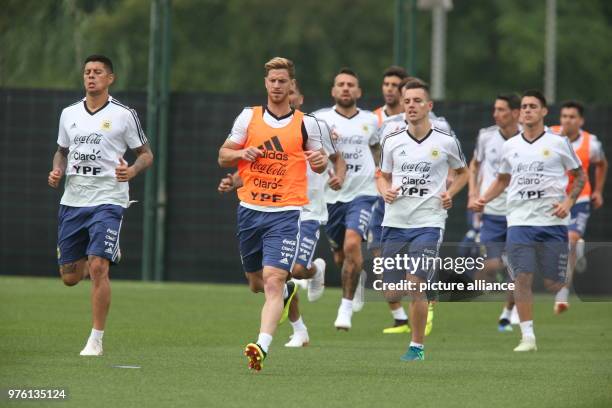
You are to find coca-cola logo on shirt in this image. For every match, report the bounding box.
[400,161,432,173]
[250,161,288,176]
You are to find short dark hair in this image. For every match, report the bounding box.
[336,67,359,81]
[496,93,521,110]
[84,54,114,73]
[522,89,547,108]
[400,77,429,95]
[560,100,584,117]
[383,65,408,80]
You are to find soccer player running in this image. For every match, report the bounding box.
[549,101,607,313]
[218,57,327,370]
[474,90,585,352]
[379,79,468,360]
[314,68,379,330]
[217,81,344,348]
[468,94,521,331]
[47,55,154,356]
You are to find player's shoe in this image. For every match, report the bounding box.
[334,308,352,331]
[382,320,411,334]
[352,270,367,312]
[307,258,326,302]
[513,337,537,352]
[425,303,434,336]
[284,331,310,348]
[79,339,103,356]
[279,281,297,324]
[554,302,569,315]
[292,278,308,291]
[498,318,513,332]
[244,343,267,371]
[400,346,425,361]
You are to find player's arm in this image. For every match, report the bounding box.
[305,148,328,174]
[473,173,511,212]
[218,171,243,193]
[48,145,69,188]
[467,157,482,210]
[379,171,399,204]
[442,166,469,209]
[552,167,585,218]
[370,143,381,167]
[116,143,154,182]
[592,156,608,209]
[218,139,262,168]
[327,152,346,190]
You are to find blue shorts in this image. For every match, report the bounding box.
[506,226,569,282]
[381,227,444,281]
[325,195,377,251]
[367,196,385,250]
[569,202,590,236]
[236,206,300,273]
[480,214,508,260]
[295,220,321,269]
[57,204,124,265]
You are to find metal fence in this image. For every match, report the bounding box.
[1,88,611,284]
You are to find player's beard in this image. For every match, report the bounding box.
[336,98,356,109]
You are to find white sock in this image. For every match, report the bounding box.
[257,333,273,353]
[391,307,408,321]
[340,298,353,312]
[499,307,512,320]
[519,320,535,339]
[555,287,569,303]
[290,316,308,333]
[90,328,104,342]
[409,341,424,349]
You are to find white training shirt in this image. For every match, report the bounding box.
[498,130,582,227]
[569,132,605,204]
[474,125,521,215]
[57,96,147,208]
[227,106,323,212]
[313,107,379,203]
[301,119,337,223]
[380,125,467,229]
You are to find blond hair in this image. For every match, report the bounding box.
[264,57,295,79]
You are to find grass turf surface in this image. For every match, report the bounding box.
[1,276,611,408]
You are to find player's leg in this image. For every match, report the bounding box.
[57,205,91,286]
[475,214,507,283]
[60,258,89,286]
[285,292,309,347]
[245,271,264,293]
[291,220,326,301]
[88,255,111,331]
[535,226,570,314]
[401,273,428,361]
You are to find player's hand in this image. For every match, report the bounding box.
[440,192,453,209]
[48,168,63,188]
[551,200,572,218]
[115,157,134,182]
[240,147,263,162]
[218,173,235,193]
[305,150,326,169]
[472,197,486,213]
[467,195,480,211]
[591,191,604,209]
[327,169,343,191]
[384,186,401,204]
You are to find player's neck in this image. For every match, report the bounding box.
[335,104,358,118]
[407,118,432,139]
[565,129,580,141]
[522,123,545,140]
[85,91,110,113]
[500,123,519,138]
[384,103,402,116]
[266,101,292,118]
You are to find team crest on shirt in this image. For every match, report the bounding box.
[362,124,370,133]
[430,147,441,159]
[101,120,112,131]
[542,148,551,158]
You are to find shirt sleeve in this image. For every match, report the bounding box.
[368,116,380,146]
[317,119,336,155]
[447,136,467,169]
[474,131,485,162]
[590,135,605,162]
[380,137,393,173]
[304,116,323,151]
[57,110,69,148]
[559,137,583,170]
[227,108,253,147]
[498,142,512,174]
[124,108,148,149]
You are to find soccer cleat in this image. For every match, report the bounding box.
[554,302,569,315]
[352,270,367,312]
[307,258,326,302]
[498,318,513,332]
[400,346,425,361]
[425,303,434,336]
[79,339,103,356]
[513,337,537,352]
[279,281,297,324]
[334,308,352,331]
[284,331,310,348]
[244,343,267,371]
[382,321,411,334]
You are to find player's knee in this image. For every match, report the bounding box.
[88,258,109,281]
[514,273,532,289]
[568,231,581,245]
[543,279,563,293]
[291,264,307,279]
[333,251,344,268]
[343,236,361,258]
[60,263,82,286]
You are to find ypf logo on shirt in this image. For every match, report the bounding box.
[101,120,112,131]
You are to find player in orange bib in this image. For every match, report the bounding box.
[218,57,328,371]
[549,101,608,314]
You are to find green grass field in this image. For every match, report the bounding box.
[1,275,611,408]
